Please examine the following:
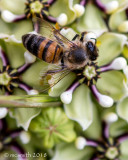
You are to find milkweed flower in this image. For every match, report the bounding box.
[61,57,127,107]
[75,120,128,160]
[48,30,127,130]
[1,0,57,23]
[0,47,37,95]
[0,118,26,160]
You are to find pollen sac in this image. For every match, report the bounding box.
[0,66,19,93]
[97,137,120,159]
[82,62,100,86]
[25,0,49,19]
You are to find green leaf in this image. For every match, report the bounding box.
[96,70,125,101]
[10,108,41,131]
[117,96,128,122]
[76,3,107,35]
[52,143,94,160]
[64,84,93,131]
[97,32,127,66]
[29,107,76,148]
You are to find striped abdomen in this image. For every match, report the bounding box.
[22,34,63,63]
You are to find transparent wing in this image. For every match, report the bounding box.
[33,17,76,49]
[39,64,71,92]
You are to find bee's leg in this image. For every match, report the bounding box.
[72,34,80,41]
[61,57,65,69]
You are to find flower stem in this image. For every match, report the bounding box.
[67,81,80,92]
[80,0,87,6]
[102,121,109,139]
[0,47,8,66]
[47,0,56,5]
[86,139,98,147]
[46,15,57,23]
[117,133,128,144]
[18,83,31,94]
[17,63,30,74]
[94,0,106,12]
[10,142,27,160]
[13,14,26,22]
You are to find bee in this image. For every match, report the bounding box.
[22,18,99,90]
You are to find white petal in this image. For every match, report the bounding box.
[99,95,114,108]
[104,112,118,123]
[75,137,86,150]
[20,131,31,144]
[109,57,127,70]
[1,10,17,23]
[0,108,8,119]
[60,90,72,104]
[24,51,36,64]
[105,1,119,14]
[73,4,85,17]
[57,13,68,26]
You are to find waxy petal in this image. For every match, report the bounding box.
[64,85,93,131]
[97,32,127,66]
[96,70,125,101]
[117,96,128,122]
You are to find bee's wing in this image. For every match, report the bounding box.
[33,17,76,49]
[39,64,71,92]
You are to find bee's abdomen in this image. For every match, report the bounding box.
[22,34,63,63]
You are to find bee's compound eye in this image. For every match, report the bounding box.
[90,56,97,61]
[85,32,97,43]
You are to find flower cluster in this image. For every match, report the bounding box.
[1,0,57,23]
[0,0,128,159]
[0,118,28,160]
[75,114,128,160]
[61,57,127,108]
[0,47,37,95]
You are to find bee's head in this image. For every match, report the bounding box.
[80,32,99,61]
[86,41,99,61]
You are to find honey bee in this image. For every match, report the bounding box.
[22,18,99,90]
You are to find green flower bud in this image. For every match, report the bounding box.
[29,107,76,148]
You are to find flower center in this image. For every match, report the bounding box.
[30,1,43,14]
[83,65,97,80]
[0,72,11,86]
[105,147,119,159]
[78,62,100,86]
